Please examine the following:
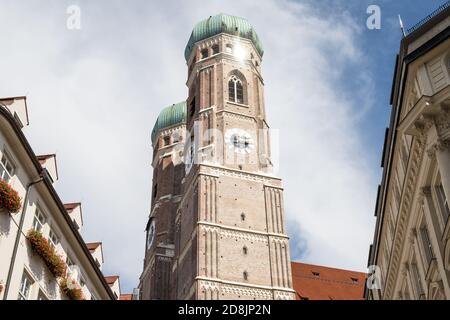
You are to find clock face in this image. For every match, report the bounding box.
[147,220,156,249]
[225,128,255,154]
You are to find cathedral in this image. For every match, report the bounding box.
[138,13,295,300]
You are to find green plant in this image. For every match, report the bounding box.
[59,277,85,300]
[26,230,67,278]
[0,179,21,213]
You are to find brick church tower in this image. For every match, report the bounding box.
[139,14,295,300]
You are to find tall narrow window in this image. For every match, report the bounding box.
[436,183,450,224]
[243,246,248,255]
[163,135,171,146]
[212,44,219,55]
[32,209,46,232]
[18,272,33,300]
[228,76,244,104]
[0,152,14,182]
[411,262,425,299]
[243,271,248,281]
[189,98,196,118]
[201,49,208,59]
[48,229,59,249]
[420,225,434,266]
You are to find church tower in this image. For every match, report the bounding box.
[139,14,295,300]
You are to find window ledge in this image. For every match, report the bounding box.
[226,100,249,108]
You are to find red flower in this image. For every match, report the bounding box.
[26,230,67,278]
[59,277,85,300]
[0,179,21,213]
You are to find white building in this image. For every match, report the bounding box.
[367,4,450,300]
[0,96,119,300]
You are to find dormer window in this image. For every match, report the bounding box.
[312,271,320,277]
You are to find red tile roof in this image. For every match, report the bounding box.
[120,294,132,300]
[64,202,81,212]
[37,154,55,165]
[104,275,119,285]
[86,242,102,251]
[291,262,366,300]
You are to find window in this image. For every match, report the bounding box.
[0,152,14,182]
[18,272,33,300]
[226,44,233,53]
[38,290,48,300]
[153,184,158,199]
[436,183,450,224]
[240,213,245,221]
[228,75,244,104]
[163,135,171,146]
[201,49,209,59]
[312,272,320,277]
[80,276,86,288]
[420,225,434,266]
[411,262,425,299]
[212,44,219,55]
[32,209,46,232]
[189,98,196,118]
[243,246,248,255]
[243,271,248,281]
[350,277,358,284]
[48,229,59,249]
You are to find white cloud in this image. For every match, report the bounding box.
[0,0,377,291]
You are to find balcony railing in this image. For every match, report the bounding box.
[407,1,450,35]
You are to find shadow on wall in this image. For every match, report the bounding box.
[0,215,12,236]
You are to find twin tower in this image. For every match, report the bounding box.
[139,14,295,300]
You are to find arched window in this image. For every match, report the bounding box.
[228,75,244,104]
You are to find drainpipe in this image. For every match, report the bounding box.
[3,175,44,300]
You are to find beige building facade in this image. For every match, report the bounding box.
[367,6,450,300]
[0,96,118,300]
[139,14,295,300]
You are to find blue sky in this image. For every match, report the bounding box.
[0,0,448,293]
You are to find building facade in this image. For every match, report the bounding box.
[367,4,450,300]
[139,14,295,300]
[0,96,119,300]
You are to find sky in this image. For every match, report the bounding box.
[0,0,448,293]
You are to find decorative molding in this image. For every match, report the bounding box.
[384,135,426,298]
[221,283,273,299]
[274,290,295,300]
[221,110,256,123]
[220,228,268,243]
[199,280,220,292]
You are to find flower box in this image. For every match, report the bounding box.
[59,277,85,300]
[0,179,21,214]
[26,230,67,278]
